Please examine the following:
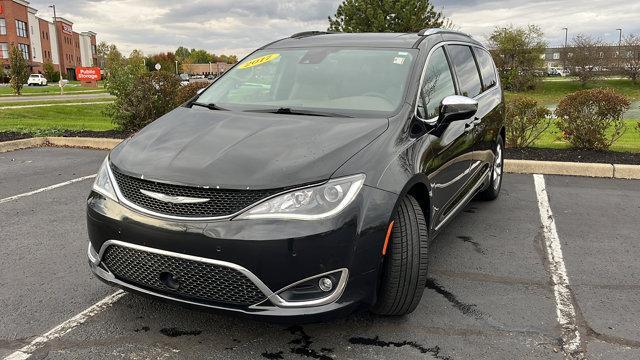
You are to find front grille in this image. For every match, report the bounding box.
[111,167,280,218]
[102,245,266,306]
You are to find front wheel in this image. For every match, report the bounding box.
[478,135,504,201]
[371,195,429,316]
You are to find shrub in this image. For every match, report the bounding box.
[555,88,631,150]
[505,95,551,148]
[176,81,209,104]
[105,71,181,132]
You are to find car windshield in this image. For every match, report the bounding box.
[196,47,417,117]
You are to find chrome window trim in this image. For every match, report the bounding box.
[105,160,328,222]
[89,240,348,309]
[414,41,498,125]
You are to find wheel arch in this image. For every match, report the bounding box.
[389,174,433,232]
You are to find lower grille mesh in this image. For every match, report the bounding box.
[102,245,266,306]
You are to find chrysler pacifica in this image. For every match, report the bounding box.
[87,29,505,318]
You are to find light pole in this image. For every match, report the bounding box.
[562,27,568,70]
[617,28,623,71]
[49,4,65,79]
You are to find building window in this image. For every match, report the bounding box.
[0,43,8,59]
[0,19,6,35]
[91,44,96,55]
[16,20,27,37]
[18,43,30,60]
[553,52,560,60]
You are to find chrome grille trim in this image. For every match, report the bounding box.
[89,240,349,309]
[106,162,279,221]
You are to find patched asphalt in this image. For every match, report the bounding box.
[1,147,638,359]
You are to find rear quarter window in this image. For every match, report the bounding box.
[474,48,498,91]
[447,45,482,98]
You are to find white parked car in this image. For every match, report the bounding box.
[27,74,48,86]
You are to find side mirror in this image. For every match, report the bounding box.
[438,95,478,124]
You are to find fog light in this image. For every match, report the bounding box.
[318,277,333,292]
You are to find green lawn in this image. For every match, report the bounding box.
[531,120,640,153]
[506,78,640,105]
[0,83,107,96]
[0,98,113,107]
[0,104,114,133]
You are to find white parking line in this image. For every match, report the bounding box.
[3,291,126,360]
[0,101,113,110]
[533,174,582,355]
[0,174,96,205]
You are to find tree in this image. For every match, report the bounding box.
[489,25,547,92]
[8,44,29,95]
[567,34,606,86]
[96,41,111,68]
[103,47,146,102]
[622,33,640,83]
[146,52,177,73]
[188,49,213,64]
[106,71,181,132]
[175,46,191,62]
[42,60,60,82]
[328,0,446,33]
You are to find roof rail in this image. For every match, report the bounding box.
[418,28,470,37]
[290,31,335,39]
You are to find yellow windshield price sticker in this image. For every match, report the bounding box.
[238,54,280,69]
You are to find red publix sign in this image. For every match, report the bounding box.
[75,67,101,81]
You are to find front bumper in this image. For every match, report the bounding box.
[86,185,397,318]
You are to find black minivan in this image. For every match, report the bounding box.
[87,29,505,318]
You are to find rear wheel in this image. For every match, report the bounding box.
[478,135,504,201]
[371,195,429,316]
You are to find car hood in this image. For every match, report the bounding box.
[110,107,388,190]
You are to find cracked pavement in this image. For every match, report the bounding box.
[1,147,639,359]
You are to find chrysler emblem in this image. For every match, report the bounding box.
[140,189,210,204]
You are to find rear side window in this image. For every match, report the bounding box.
[417,47,456,119]
[447,45,482,98]
[474,48,497,91]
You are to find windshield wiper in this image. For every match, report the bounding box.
[244,107,352,118]
[190,102,228,111]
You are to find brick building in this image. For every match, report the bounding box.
[542,45,640,70]
[0,0,97,80]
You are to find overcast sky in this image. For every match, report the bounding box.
[28,0,640,58]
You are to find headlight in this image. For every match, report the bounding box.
[92,157,118,202]
[236,174,365,220]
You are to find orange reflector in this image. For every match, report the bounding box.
[382,221,395,255]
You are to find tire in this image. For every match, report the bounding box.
[371,195,429,316]
[478,135,504,201]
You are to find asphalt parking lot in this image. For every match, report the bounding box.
[1,147,639,360]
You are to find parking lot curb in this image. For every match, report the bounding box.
[1,138,639,180]
[0,137,122,153]
[0,137,47,153]
[505,159,640,179]
[45,137,123,150]
[612,164,640,180]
